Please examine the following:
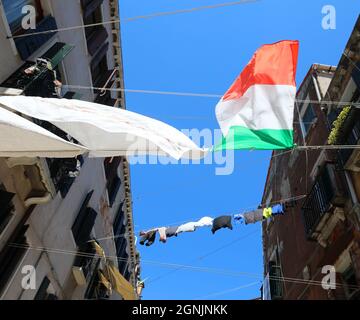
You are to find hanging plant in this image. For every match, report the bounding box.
[328,106,351,145]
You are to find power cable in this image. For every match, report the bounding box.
[7,0,260,39]
[8,242,360,291]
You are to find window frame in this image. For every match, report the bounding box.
[299,95,317,138]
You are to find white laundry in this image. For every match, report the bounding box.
[157,227,167,243]
[194,216,214,227]
[176,222,198,234]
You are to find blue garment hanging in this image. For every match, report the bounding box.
[271,203,285,216]
[233,213,244,224]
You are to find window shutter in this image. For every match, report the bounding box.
[34,277,50,300]
[81,0,104,19]
[76,208,98,245]
[41,42,75,69]
[14,16,58,60]
[87,26,108,56]
[72,191,95,246]
[91,42,109,71]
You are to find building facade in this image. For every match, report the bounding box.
[0,0,141,300]
[262,16,360,300]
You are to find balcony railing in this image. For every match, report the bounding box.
[302,163,346,239]
[1,42,74,97]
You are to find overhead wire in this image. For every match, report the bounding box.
[6,0,260,39]
[192,281,261,299]
[146,229,261,284]
[8,242,360,292]
[63,84,360,109]
[1,0,358,298]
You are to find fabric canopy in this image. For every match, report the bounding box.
[0,96,208,160]
[104,262,137,300]
[0,105,87,158]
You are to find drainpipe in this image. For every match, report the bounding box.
[24,193,52,207]
[5,157,55,206]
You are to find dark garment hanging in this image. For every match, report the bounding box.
[165,226,179,238]
[211,215,233,234]
[139,230,157,246]
[243,209,264,225]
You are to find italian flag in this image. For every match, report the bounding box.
[215,40,299,150]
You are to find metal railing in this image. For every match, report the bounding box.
[302,164,335,238]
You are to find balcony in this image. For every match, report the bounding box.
[95,90,117,107]
[302,163,347,245]
[14,16,58,61]
[339,109,360,171]
[1,42,74,97]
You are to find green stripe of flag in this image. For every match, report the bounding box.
[214,126,294,151]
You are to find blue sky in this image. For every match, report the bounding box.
[119,0,360,299]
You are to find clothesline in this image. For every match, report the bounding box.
[8,242,360,291]
[6,0,259,39]
[64,85,360,108]
[137,201,298,248]
[192,281,261,300]
[146,229,260,285]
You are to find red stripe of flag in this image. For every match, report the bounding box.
[222,40,299,102]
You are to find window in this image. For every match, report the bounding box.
[72,191,98,246]
[0,224,29,295]
[342,265,359,299]
[301,103,317,136]
[83,5,102,40]
[34,276,57,300]
[268,261,284,300]
[91,55,108,87]
[3,0,43,35]
[352,62,360,90]
[104,157,122,207]
[90,42,109,87]
[0,186,15,235]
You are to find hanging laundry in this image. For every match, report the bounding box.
[176,222,198,234]
[194,216,214,227]
[165,226,179,238]
[233,214,245,224]
[157,227,167,243]
[243,209,264,225]
[211,216,233,234]
[271,204,285,216]
[139,230,157,247]
[263,207,272,219]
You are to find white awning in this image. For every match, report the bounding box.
[0,105,87,158]
[0,96,208,160]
